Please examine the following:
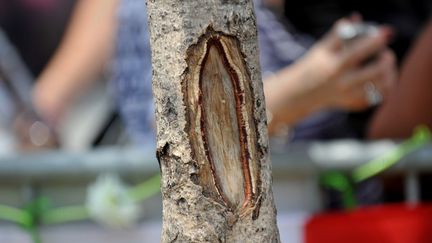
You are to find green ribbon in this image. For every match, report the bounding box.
[352,126,431,182]
[321,126,432,209]
[320,171,357,209]
[41,205,88,225]
[0,173,161,243]
[0,204,31,225]
[128,173,161,202]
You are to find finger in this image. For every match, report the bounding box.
[344,88,370,110]
[347,81,382,109]
[319,18,348,50]
[382,50,397,88]
[339,27,392,69]
[320,14,365,50]
[372,50,398,97]
[341,58,385,87]
[351,51,396,106]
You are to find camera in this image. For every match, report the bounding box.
[337,22,379,45]
[337,22,381,66]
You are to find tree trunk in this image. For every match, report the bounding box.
[147,0,280,242]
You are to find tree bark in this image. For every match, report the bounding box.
[147,0,280,242]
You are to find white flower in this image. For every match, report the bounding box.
[86,173,140,229]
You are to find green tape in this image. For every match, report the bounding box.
[320,126,431,210]
[0,204,32,226]
[320,171,357,209]
[128,173,161,202]
[352,126,431,182]
[42,205,89,224]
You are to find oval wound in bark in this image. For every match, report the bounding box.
[185,29,260,214]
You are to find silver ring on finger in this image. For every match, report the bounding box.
[364,82,382,106]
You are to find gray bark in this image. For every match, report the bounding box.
[147,0,280,242]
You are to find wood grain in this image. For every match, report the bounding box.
[185,29,260,215]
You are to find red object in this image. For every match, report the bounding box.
[305,204,432,243]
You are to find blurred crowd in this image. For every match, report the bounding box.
[0,0,431,152]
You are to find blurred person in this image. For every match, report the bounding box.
[0,28,58,150]
[275,0,431,139]
[34,0,397,148]
[33,0,156,147]
[0,0,75,151]
[256,0,397,140]
[258,0,429,207]
[3,2,85,152]
[256,1,395,208]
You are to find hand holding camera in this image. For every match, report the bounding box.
[264,16,397,132]
[296,17,397,111]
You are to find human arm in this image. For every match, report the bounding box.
[368,20,432,139]
[264,20,397,135]
[33,0,119,126]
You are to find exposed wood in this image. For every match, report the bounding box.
[147,0,280,242]
[186,30,260,213]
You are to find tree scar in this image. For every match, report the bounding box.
[185,28,261,217]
